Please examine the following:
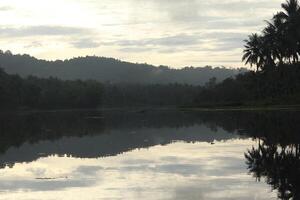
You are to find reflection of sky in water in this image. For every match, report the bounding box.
[0,139,277,200]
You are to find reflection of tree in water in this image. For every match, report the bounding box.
[245,140,300,200]
[0,110,239,168]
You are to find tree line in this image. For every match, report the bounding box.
[0,68,203,109]
[0,68,103,109]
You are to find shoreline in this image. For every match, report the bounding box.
[1,104,300,115]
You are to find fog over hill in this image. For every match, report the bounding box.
[0,51,247,85]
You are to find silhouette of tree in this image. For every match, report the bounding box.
[275,0,300,63]
[243,0,300,69]
[243,34,265,71]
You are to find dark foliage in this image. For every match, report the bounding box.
[102,83,201,107]
[195,65,300,106]
[0,69,103,109]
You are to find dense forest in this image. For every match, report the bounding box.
[0,68,202,109]
[1,0,300,109]
[0,51,245,85]
[0,68,103,109]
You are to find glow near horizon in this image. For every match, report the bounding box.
[0,0,283,68]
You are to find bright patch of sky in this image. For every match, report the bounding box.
[0,0,283,68]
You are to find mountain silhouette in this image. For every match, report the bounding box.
[0,50,246,85]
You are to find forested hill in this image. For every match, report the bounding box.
[0,51,246,85]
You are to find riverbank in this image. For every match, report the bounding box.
[2,104,300,116]
[180,104,300,112]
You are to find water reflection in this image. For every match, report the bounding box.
[0,110,299,199]
[0,140,276,200]
[0,110,239,167]
[245,139,300,199]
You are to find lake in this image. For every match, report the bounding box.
[0,109,299,199]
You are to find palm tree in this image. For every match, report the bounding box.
[243,0,300,69]
[263,20,284,65]
[273,14,288,64]
[242,34,265,71]
[261,22,281,68]
[274,0,300,63]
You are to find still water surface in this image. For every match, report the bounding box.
[0,110,299,199]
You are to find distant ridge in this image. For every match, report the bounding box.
[0,50,247,85]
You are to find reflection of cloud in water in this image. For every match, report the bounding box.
[0,166,103,192]
[0,178,95,192]
[172,183,273,200]
[74,166,104,176]
[0,140,277,199]
[0,164,106,192]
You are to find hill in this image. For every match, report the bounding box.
[0,50,247,85]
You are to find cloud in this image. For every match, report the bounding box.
[24,41,43,48]
[72,38,100,49]
[110,32,245,54]
[0,6,13,11]
[0,26,92,38]
[119,47,156,53]
[194,32,246,52]
[130,0,281,25]
[111,34,200,47]
[151,0,202,22]
[152,34,200,46]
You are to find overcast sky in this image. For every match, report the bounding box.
[0,0,283,68]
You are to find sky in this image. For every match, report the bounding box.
[0,0,284,68]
